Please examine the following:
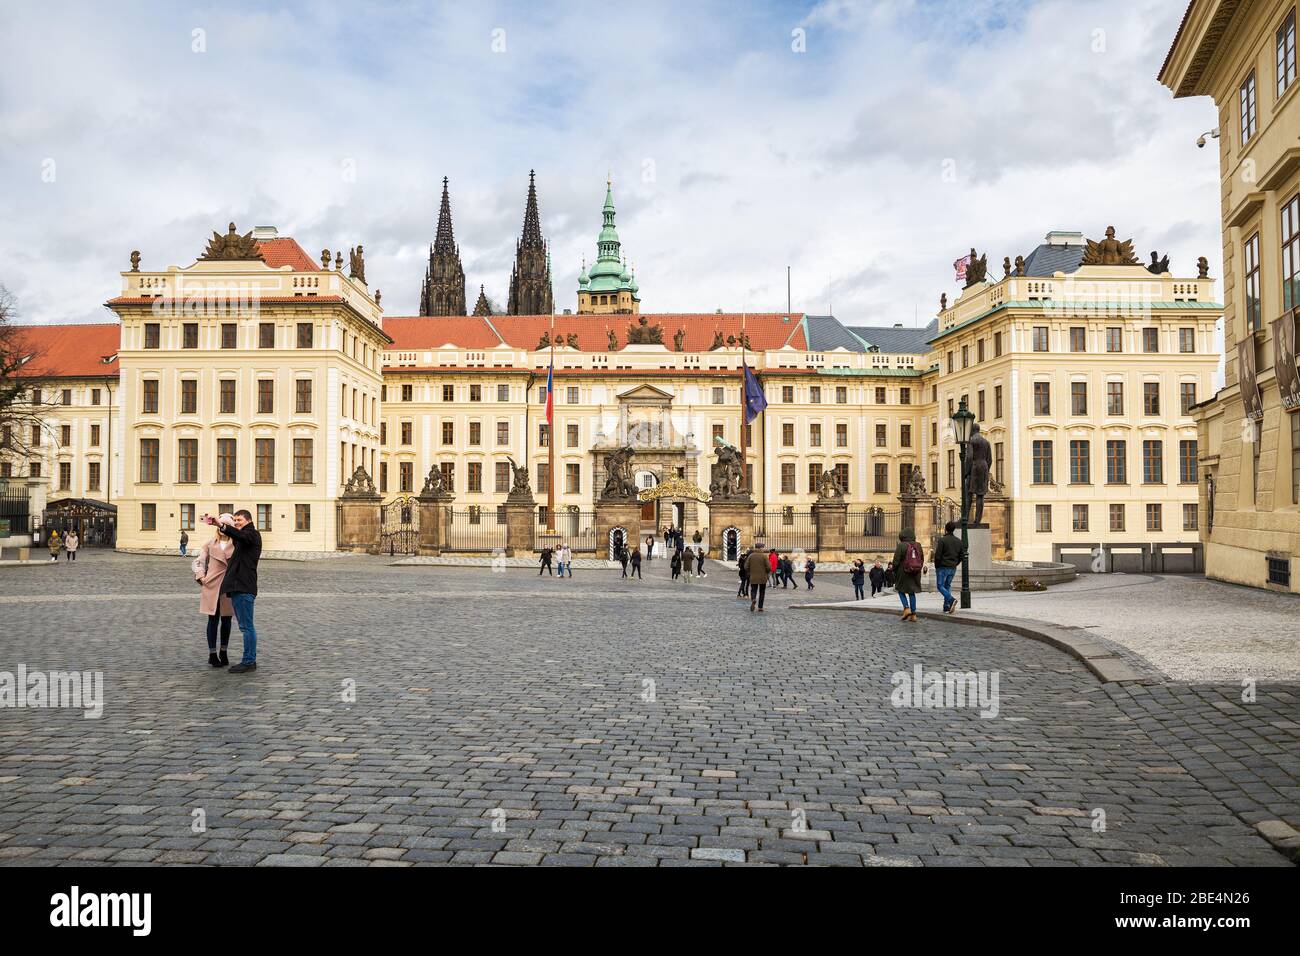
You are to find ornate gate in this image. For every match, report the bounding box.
[381,495,419,555]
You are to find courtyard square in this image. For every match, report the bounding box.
[0,552,1295,867]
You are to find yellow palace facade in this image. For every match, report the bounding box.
[4,221,1218,566]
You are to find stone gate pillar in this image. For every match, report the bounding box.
[813,498,848,561]
[504,494,536,557]
[416,465,454,555]
[595,502,641,559]
[708,498,756,555]
[338,467,382,554]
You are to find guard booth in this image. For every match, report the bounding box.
[42,498,117,547]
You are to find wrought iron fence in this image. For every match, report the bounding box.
[754,508,815,553]
[845,508,900,554]
[0,482,32,539]
[381,495,419,555]
[444,506,507,552]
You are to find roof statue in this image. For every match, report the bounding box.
[129,251,140,272]
[1147,251,1170,275]
[673,327,685,351]
[349,245,366,284]
[1080,226,1140,266]
[1003,256,1011,278]
[1198,256,1210,278]
[625,315,663,345]
[320,248,331,269]
[200,222,264,262]
[607,329,619,350]
[939,293,947,310]
[964,248,988,287]
[709,330,725,350]
[565,332,579,349]
[1014,255,1025,277]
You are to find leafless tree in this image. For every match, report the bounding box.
[0,285,60,475]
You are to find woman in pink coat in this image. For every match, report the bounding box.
[194,515,236,667]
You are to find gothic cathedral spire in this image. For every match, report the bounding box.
[419,177,467,316]
[507,170,553,315]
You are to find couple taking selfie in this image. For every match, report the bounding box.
[190,510,263,673]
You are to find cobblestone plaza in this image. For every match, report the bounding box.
[0,554,1295,867]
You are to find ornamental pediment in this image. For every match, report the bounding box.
[616,384,674,404]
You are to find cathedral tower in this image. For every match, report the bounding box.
[418,177,467,316]
[507,170,553,316]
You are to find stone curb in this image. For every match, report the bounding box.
[792,601,1150,685]
[1255,820,1300,863]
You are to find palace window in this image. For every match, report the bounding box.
[1145,503,1162,532]
[538,423,549,447]
[144,324,160,349]
[467,462,482,493]
[61,424,70,445]
[898,462,912,492]
[445,384,456,402]
[296,379,312,413]
[178,504,195,531]
[874,462,889,495]
[180,379,197,415]
[875,423,887,447]
[1245,232,1262,332]
[257,379,274,414]
[1033,381,1050,415]
[178,438,198,483]
[993,331,1002,357]
[1032,327,1049,351]
[780,463,795,494]
[875,387,886,404]
[139,438,159,483]
[977,389,986,421]
[87,461,100,490]
[1180,382,1197,415]
[498,384,509,402]
[497,421,509,446]
[58,461,70,490]
[1143,440,1164,484]
[255,438,275,483]
[900,387,911,405]
[1143,382,1160,415]
[1106,327,1123,352]
[836,423,848,447]
[994,442,1003,484]
[565,463,580,494]
[141,503,156,531]
[293,439,313,483]
[442,422,454,444]
[221,323,237,349]
[1071,381,1087,416]
[400,421,413,445]
[900,424,912,448]
[1070,327,1086,352]
[808,462,823,494]
[296,505,311,532]
[566,387,579,404]
[257,504,272,531]
[947,352,954,373]
[1142,328,1159,353]
[1035,505,1051,533]
[566,423,578,447]
[296,323,313,348]
[1278,7,1296,98]
[713,387,725,404]
[402,384,414,402]
[1183,503,1198,532]
[219,380,235,414]
[469,422,482,446]
[142,379,159,414]
[809,423,821,447]
[1284,194,1300,311]
[440,461,455,492]
[809,386,821,404]
[947,450,955,489]
[833,463,848,492]
[1241,70,1257,143]
[1179,328,1195,353]
[183,323,198,349]
[1179,439,1198,483]
[836,387,847,404]
[91,388,101,406]
[1109,504,1125,532]
[1069,440,1090,484]
[782,386,794,403]
[536,462,548,494]
[976,340,985,363]
[962,344,969,368]
[470,385,482,402]
[1107,381,1124,416]
[1032,440,1053,484]
[1072,504,1089,532]
[259,323,274,349]
[217,438,237,483]
[994,385,1003,419]
[782,423,794,447]
[1107,440,1127,484]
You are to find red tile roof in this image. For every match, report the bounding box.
[382,313,806,352]
[9,323,121,378]
[257,237,319,271]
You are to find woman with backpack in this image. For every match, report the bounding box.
[889,528,926,622]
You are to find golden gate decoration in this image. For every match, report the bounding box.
[636,475,710,503]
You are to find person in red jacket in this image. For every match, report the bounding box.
[767,549,778,575]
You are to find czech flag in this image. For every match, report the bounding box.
[544,356,554,426]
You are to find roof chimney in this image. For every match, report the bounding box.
[251,225,279,240]
[893,323,903,328]
[1044,230,1083,246]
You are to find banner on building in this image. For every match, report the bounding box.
[1273,313,1300,413]
[1238,337,1264,421]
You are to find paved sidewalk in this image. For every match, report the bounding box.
[807,572,1300,684]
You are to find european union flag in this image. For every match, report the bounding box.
[743,362,767,424]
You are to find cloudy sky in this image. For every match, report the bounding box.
[0,0,1219,329]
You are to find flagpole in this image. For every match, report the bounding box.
[739,311,748,494]
[547,307,556,533]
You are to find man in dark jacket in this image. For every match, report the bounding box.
[934,520,966,614]
[746,547,771,611]
[210,510,262,673]
[868,560,885,597]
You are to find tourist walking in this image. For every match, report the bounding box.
[645,535,655,561]
[64,530,79,561]
[179,530,189,556]
[804,556,816,589]
[194,514,235,667]
[934,520,966,614]
[851,559,866,600]
[206,510,263,673]
[883,562,896,590]
[869,560,885,597]
[670,548,682,581]
[695,544,706,577]
[47,529,61,562]
[889,527,926,622]
[746,546,771,612]
[539,546,553,576]
[630,546,642,579]
[737,549,750,598]
[617,544,629,577]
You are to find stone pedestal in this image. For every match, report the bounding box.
[981,496,1011,560]
[899,493,937,549]
[504,496,536,557]
[595,500,642,559]
[416,493,452,555]
[708,497,756,556]
[338,494,382,553]
[965,525,993,570]
[812,498,848,561]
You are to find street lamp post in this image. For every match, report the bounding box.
[951,398,975,610]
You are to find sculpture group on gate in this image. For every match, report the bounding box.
[343,466,377,497]
[419,463,450,499]
[710,438,747,499]
[505,457,533,501]
[815,469,844,501]
[600,445,639,500]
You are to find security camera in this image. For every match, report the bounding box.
[1196,129,1220,148]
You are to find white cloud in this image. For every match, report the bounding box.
[0,0,1220,331]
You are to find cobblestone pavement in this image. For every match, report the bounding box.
[0,551,1295,867]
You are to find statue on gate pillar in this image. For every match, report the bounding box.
[962,423,993,526]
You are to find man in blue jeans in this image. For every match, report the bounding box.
[933,520,966,614]
[204,509,263,673]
